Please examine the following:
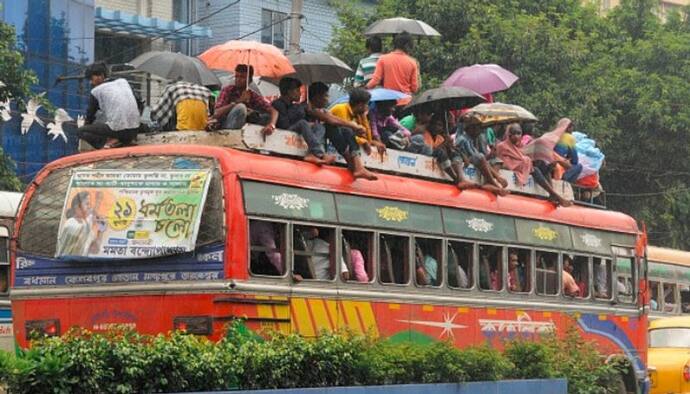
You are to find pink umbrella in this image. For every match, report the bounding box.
[442,64,518,95]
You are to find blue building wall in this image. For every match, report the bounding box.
[0,0,94,181]
[195,0,338,55]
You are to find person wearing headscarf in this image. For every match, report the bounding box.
[496,123,572,206]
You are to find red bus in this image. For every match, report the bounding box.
[10,136,648,392]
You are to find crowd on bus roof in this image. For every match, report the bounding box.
[77,32,605,205]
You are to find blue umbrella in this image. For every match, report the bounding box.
[330,88,410,106]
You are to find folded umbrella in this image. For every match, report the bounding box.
[128,51,220,86]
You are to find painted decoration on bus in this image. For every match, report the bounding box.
[55,169,212,259]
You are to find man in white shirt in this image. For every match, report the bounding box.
[296,227,348,281]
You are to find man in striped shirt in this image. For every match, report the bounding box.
[151,80,212,131]
[353,37,382,88]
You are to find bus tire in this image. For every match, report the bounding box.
[613,375,627,394]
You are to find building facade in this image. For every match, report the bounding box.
[186,0,338,56]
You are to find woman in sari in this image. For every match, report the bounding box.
[496,122,572,206]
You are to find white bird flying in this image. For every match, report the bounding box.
[46,108,73,143]
[0,98,10,122]
[20,94,45,134]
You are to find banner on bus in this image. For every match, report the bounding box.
[55,169,212,259]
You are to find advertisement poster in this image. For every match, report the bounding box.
[55,169,212,259]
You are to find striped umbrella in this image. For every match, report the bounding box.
[466,102,537,126]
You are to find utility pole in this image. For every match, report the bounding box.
[288,0,304,54]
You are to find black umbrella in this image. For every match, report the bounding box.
[403,86,485,114]
[364,17,441,37]
[128,51,221,86]
[286,52,352,85]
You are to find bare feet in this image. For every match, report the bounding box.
[102,138,122,149]
[304,153,325,165]
[482,184,510,196]
[362,143,372,156]
[496,176,509,188]
[558,197,573,207]
[353,168,378,181]
[456,181,478,190]
[321,154,337,164]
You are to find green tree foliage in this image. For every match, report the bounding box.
[329,0,690,248]
[0,21,35,191]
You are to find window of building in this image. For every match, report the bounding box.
[293,225,339,281]
[249,220,286,277]
[448,241,473,289]
[507,248,531,293]
[536,251,558,296]
[379,234,409,285]
[414,237,442,287]
[593,257,613,300]
[341,229,374,283]
[479,244,503,291]
[663,283,678,313]
[261,9,287,49]
[173,0,198,55]
[0,228,8,294]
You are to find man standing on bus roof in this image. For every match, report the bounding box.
[366,32,420,106]
[210,64,278,137]
[353,36,382,88]
[78,62,142,149]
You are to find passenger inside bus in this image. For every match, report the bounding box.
[249,220,285,276]
[508,249,531,293]
[479,245,502,291]
[680,285,690,313]
[572,255,590,298]
[663,283,677,313]
[293,226,348,281]
[649,281,660,311]
[448,241,472,289]
[342,230,372,283]
[415,239,441,287]
[594,258,612,299]
[536,251,558,295]
[562,255,581,297]
[380,234,409,285]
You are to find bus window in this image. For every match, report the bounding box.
[507,248,531,293]
[536,251,558,296]
[341,230,374,283]
[680,285,690,313]
[293,225,341,281]
[616,257,635,304]
[415,238,442,287]
[572,255,590,298]
[249,220,286,277]
[0,228,7,294]
[379,234,410,285]
[479,244,503,291]
[448,241,473,289]
[663,283,678,313]
[593,258,612,300]
[649,281,661,311]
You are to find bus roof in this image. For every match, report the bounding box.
[0,191,22,218]
[648,246,690,266]
[28,144,639,236]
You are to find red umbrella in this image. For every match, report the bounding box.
[198,40,295,79]
[442,64,518,95]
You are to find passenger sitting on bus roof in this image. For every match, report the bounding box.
[553,125,583,184]
[407,113,477,191]
[209,64,278,136]
[399,107,433,135]
[331,88,386,156]
[496,123,572,207]
[508,251,523,292]
[306,84,376,180]
[272,77,336,165]
[415,244,438,286]
[294,226,348,281]
[368,100,410,149]
[563,256,581,297]
[249,221,283,275]
[150,79,212,131]
[456,116,509,195]
[78,62,142,149]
